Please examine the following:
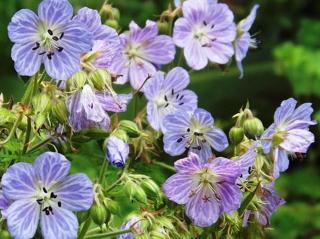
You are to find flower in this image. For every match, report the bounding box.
[163,108,228,162]
[173,0,236,70]
[0,190,10,218]
[163,152,254,227]
[234,5,260,79]
[68,84,110,132]
[118,216,143,239]
[106,136,130,168]
[74,7,121,70]
[1,152,93,239]
[95,92,132,113]
[261,98,316,178]
[109,20,176,91]
[8,0,92,80]
[243,184,285,227]
[144,67,197,131]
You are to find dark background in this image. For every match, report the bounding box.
[0,0,319,238]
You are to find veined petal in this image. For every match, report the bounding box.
[182,0,208,23]
[260,124,276,154]
[38,0,73,26]
[208,157,241,182]
[163,112,191,132]
[96,92,132,113]
[281,129,314,153]
[174,153,203,172]
[235,32,251,62]
[109,54,130,85]
[164,67,190,93]
[273,148,289,179]
[143,71,165,100]
[238,5,260,32]
[173,17,193,48]
[11,42,42,76]
[274,98,297,125]
[129,58,157,91]
[6,199,40,239]
[129,20,158,42]
[73,7,101,37]
[206,41,234,65]
[163,132,189,156]
[40,206,78,239]
[193,108,214,126]
[205,128,229,152]
[33,152,70,189]
[8,9,40,44]
[184,39,208,70]
[189,143,213,162]
[1,163,37,200]
[217,182,242,213]
[54,174,93,212]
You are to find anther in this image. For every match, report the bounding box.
[179,102,184,105]
[171,89,174,95]
[57,47,64,52]
[36,199,43,205]
[48,29,53,35]
[60,32,64,39]
[165,103,169,108]
[179,95,184,100]
[32,42,40,50]
[58,201,62,207]
[50,192,57,199]
[187,128,190,132]
[52,36,59,41]
[43,187,48,193]
[164,95,168,101]
[177,138,183,143]
[176,94,180,99]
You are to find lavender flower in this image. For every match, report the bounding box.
[173,0,236,70]
[144,67,197,131]
[118,216,142,239]
[106,136,130,168]
[8,0,92,80]
[163,108,228,162]
[234,5,260,79]
[261,98,316,178]
[96,92,132,113]
[163,152,253,227]
[109,20,176,90]
[68,84,110,132]
[74,7,121,69]
[0,190,10,218]
[243,184,285,227]
[1,152,93,239]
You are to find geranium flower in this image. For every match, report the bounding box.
[261,98,316,178]
[0,190,10,218]
[74,7,121,69]
[109,20,176,90]
[1,152,93,239]
[106,136,130,168]
[234,5,260,79]
[163,108,228,162]
[173,0,236,70]
[144,67,197,131]
[8,0,92,80]
[163,152,255,227]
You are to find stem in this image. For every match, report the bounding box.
[105,173,124,193]
[84,229,132,239]
[98,159,108,184]
[22,117,32,154]
[152,161,175,172]
[26,136,52,153]
[0,113,23,146]
[78,218,92,239]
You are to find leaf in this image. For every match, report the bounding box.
[238,182,261,215]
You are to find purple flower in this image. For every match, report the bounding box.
[74,7,121,69]
[234,5,259,79]
[106,136,130,168]
[118,216,142,239]
[243,184,285,227]
[8,0,92,80]
[173,0,236,70]
[163,152,253,227]
[144,67,197,131]
[1,152,93,239]
[109,20,176,90]
[95,92,132,113]
[68,84,110,132]
[261,98,316,178]
[0,190,10,219]
[163,108,228,162]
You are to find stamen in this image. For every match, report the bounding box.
[48,29,53,35]
[50,192,57,199]
[165,103,169,108]
[52,36,59,41]
[194,132,203,136]
[203,21,207,26]
[43,187,48,193]
[47,52,54,60]
[60,32,64,39]
[177,138,183,143]
[36,199,43,205]
[176,94,180,99]
[58,201,62,207]
[39,52,46,55]
[179,95,184,100]
[32,42,40,51]
[57,47,64,52]
[171,89,174,95]
[187,128,190,132]
[164,95,168,101]
[179,102,184,105]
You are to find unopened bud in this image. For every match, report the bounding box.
[0,230,11,239]
[141,178,160,196]
[67,71,87,91]
[157,21,170,34]
[229,127,244,145]
[243,117,264,139]
[89,69,112,91]
[0,108,15,126]
[105,19,119,30]
[104,198,120,215]
[255,154,265,171]
[119,120,141,138]
[125,181,147,204]
[90,203,108,226]
[52,98,68,123]
[111,129,129,143]
[32,93,52,114]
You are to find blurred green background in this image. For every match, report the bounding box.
[0,0,320,238]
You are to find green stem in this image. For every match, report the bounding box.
[98,159,108,184]
[84,229,132,239]
[22,117,32,154]
[0,113,23,146]
[152,161,175,172]
[26,136,52,153]
[78,218,92,239]
[105,173,124,193]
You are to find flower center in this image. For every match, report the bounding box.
[125,43,142,60]
[154,88,185,110]
[36,186,62,216]
[192,21,216,47]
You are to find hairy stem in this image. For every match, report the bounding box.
[78,218,92,239]
[84,229,132,239]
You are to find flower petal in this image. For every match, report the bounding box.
[193,108,214,126]
[40,206,78,239]
[1,163,37,200]
[8,9,40,44]
[33,152,70,189]
[205,128,229,152]
[238,5,260,32]
[206,41,234,65]
[163,67,190,92]
[273,148,289,178]
[6,199,40,239]
[189,143,213,162]
[184,39,208,70]
[281,129,314,153]
[54,174,93,212]
[182,0,208,23]
[129,58,157,91]
[38,0,73,26]
[217,182,242,213]
[173,17,193,48]
[174,153,203,172]
[274,98,297,125]
[129,20,158,42]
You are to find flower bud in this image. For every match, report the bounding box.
[0,230,11,239]
[119,120,141,138]
[111,129,129,143]
[0,108,15,126]
[255,154,265,172]
[32,93,52,115]
[125,180,148,204]
[229,127,244,145]
[51,98,68,123]
[90,203,109,226]
[105,136,129,168]
[105,19,119,30]
[104,198,120,215]
[66,71,87,91]
[243,117,264,139]
[88,69,112,91]
[157,21,170,34]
